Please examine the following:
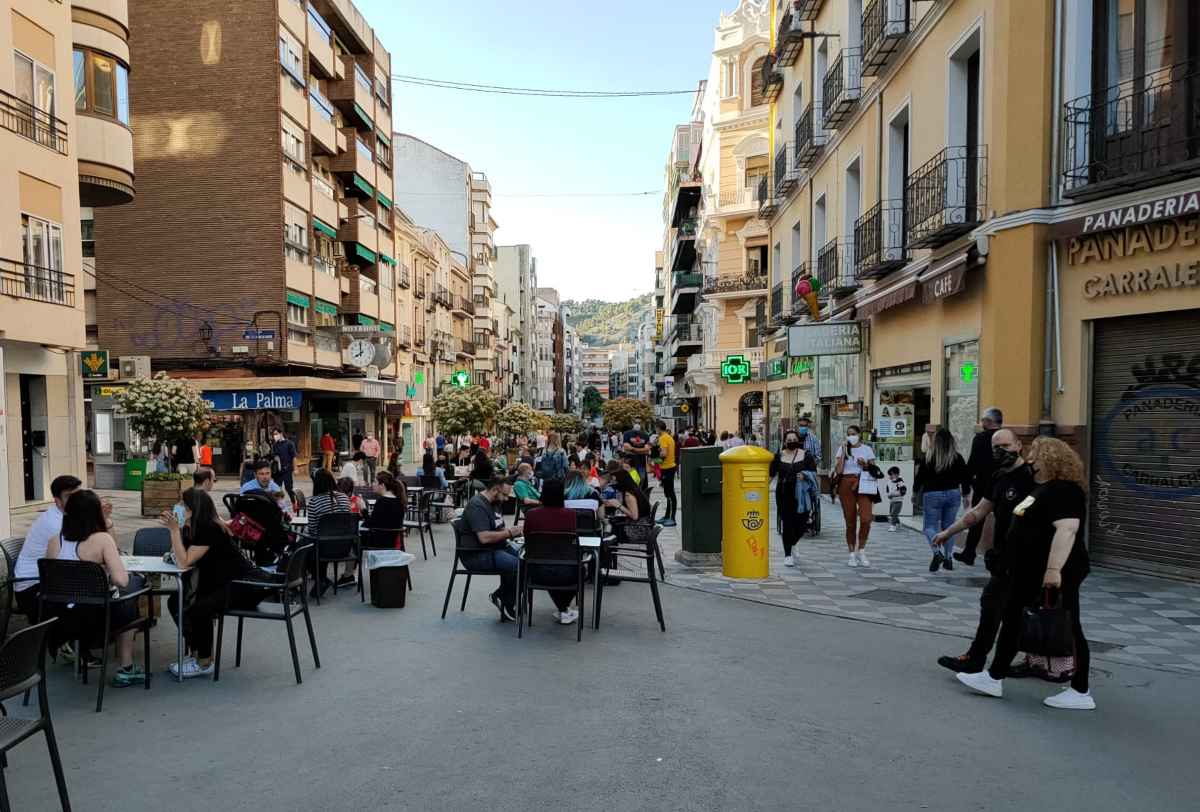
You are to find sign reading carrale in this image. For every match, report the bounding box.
[1068,214,1200,266]
[1082,261,1200,298]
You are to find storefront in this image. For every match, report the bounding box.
[870,362,930,518]
[201,388,303,475]
[791,322,865,472]
[763,353,816,452]
[1055,190,1200,579]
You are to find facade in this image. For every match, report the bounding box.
[533,287,564,412]
[580,346,611,401]
[90,0,411,476]
[563,322,579,413]
[495,243,538,404]
[1,0,135,534]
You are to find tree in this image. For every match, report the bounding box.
[602,397,653,432]
[496,402,538,438]
[550,413,583,435]
[531,411,553,432]
[113,372,209,455]
[430,385,498,437]
[581,386,604,417]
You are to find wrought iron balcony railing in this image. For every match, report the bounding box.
[770,282,784,324]
[816,238,859,294]
[862,0,909,76]
[757,173,778,218]
[823,48,863,130]
[703,274,768,296]
[905,146,988,248]
[0,259,74,306]
[775,142,799,197]
[398,325,412,348]
[776,6,805,67]
[0,90,67,154]
[854,199,907,279]
[795,0,826,22]
[396,265,410,288]
[762,52,784,104]
[796,102,827,168]
[1062,60,1200,199]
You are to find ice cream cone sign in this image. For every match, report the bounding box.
[793,275,823,321]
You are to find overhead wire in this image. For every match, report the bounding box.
[391,73,695,98]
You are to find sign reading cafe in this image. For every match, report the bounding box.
[202,389,303,412]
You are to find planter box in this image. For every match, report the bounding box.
[142,479,184,517]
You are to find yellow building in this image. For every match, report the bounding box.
[1,0,134,534]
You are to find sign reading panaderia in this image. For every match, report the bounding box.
[787,321,863,357]
[1068,213,1200,266]
[1077,189,1200,235]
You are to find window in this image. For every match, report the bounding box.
[375,134,391,167]
[95,411,113,456]
[309,79,334,122]
[21,213,66,302]
[287,302,308,325]
[375,69,390,108]
[15,50,56,121]
[379,263,393,290]
[81,212,95,258]
[745,155,769,191]
[279,28,304,84]
[307,5,332,44]
[284,203,309,255]
[313,231,338,276]
[73,49,130,124]
[287,297,310,345]
[314,301,338,328]
[354,63,372,95]
[355,136,374,164]
[750,57,766,107]
[281,119,305,164]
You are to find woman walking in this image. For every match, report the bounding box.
[832,426,879,567]
[956,437,1095,710]
[770,429,817,568]
[915,427,972,572]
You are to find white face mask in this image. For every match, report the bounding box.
[847,435,861,446]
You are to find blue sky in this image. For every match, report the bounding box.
[358,0,736,302]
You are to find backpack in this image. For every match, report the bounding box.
[535,450,567,482]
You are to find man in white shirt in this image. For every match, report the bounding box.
[14,474,82,619]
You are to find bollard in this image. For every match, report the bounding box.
[719,444,774,579]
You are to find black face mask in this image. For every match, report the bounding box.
[785,441,800,450]
[992,447,1020,467]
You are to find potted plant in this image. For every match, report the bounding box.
[141,471,190,517]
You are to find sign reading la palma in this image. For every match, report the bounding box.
[202,389,303,412]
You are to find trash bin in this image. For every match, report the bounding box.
[366,549,415,608]
[123,458,149,491]
[678,446,723,564]
[719,445,774,579]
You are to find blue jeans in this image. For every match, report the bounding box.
[461,545,520,610]
[922,489,960,557]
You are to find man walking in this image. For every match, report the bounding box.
[361,431,381,481]
[796,415,822,468]
[622,421,651,482]
[270,429,298,501]
[654,421,678,526]
[320,430,336,473]
[956,407,1003,565]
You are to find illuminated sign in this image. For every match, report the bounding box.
[451,369,471,388]
[720,354,753,385]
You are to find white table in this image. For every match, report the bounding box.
[289,516,309,528]
[121,555,192,683]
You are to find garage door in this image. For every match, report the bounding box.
[1089,310,1200,579]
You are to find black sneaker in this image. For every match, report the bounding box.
[942,556,954,571]
[490,591,515,623]
[953,551,976,566]
[929,552,944,572]
[937,654,984,674]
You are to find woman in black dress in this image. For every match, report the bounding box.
[770,429,817,568]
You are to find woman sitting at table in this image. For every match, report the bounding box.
[306,470,354,592]
[469,450,495,493]
[564,469,599,503]
[513,463,542,509]
[606,469,652,523]
[522,480,585,625]
[362,471,408,551]
[422,450,450,488]
[336,476,365,514]
[160,487,260,679]
[46,490,146,687]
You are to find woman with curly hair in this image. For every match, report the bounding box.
[956,437,1095,710]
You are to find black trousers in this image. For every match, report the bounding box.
[962,491,984,557]
[989,576,1090,693]
[779,493,810,557]
[15,584,41,622]
[169,587,261,660]
[660,467,677,519]
[274,468,295,500]
[965,563,1011,664]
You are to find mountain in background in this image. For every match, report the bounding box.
[563,293,654,347]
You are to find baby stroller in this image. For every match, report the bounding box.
[227,491,292,566]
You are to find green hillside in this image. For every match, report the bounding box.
[564,293,653,347]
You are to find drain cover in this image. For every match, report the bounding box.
[946,577,992,588]
[852,588,944,606]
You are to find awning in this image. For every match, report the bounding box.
[378,253,395,266]
[357,315,377,327]
[314,298,339,317]
[379,322,395,332]
[376,130,391,146]
[920,251,973,304]
[286,290,310,308]
[352,243,377,263]
[313,218,338,239]
[856,281,918,319]
[377,191,393,209]
[352,173,374,196]
[352,103,372,128]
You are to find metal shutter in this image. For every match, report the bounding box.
[1089,309,1200,579]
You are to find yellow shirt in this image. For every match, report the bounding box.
[658,432,676,469]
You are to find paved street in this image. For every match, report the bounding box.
[4,486,1200,811]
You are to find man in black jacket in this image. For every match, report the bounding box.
[955,407,1003,565]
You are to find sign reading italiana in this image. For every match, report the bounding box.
[787,321,863,357]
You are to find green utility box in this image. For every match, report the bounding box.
[123,458,149,491]
[678,446,723,563]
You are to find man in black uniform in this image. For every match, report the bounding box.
[955,407,1003,565]
[932,428,1036,673]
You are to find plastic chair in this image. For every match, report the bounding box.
[36,559,152,713]
[517,531,590,642]
[593,521,666,633]
[0,619,71,812]
[132,527,171,557]
[404,493,436,560]
[296,513,360,604]
[214,545,318,685]
[441,520,504,619]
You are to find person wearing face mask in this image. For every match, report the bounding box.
[956,407,1004,565]
[914,428,972,572]
[832,426,878,567]
[770,429,818,567]
[796,415,822,467]
[931,429,1036,674]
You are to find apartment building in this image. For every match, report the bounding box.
[579,347,611,400]
[563,322,579,413]
[1,0,135,533]
[495,243,538,404]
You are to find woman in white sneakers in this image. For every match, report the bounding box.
[832,426,878,567]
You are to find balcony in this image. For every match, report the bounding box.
[414,274,427,299]
[341,268,379,318]
[670,218,699,274]
[1062,61,1200,200]
[796,0,826,21]
[906,146,988,248]
[854,199,908,279]
[331,129,376,187]
[434,284,452,309]
[775,142,799,197]
[0,89,67,155]
[669,168,702,227]
[776,6,805,67]
[770,282,784,326]
[329,57,375,130]
[310,90,339,155]
[338,200,378,255]
[757,173,778,218]
[1,259,74,307]
[414,325,427,352]
[716,183,763,214]
[816,238,859,295]
[457,339,476,357]
[862,0,909,77]
[795,102,827,168]
[761,53,784,104]
[397,264,411,288]
[398,325,412,348]
[307,6,337,78]
[669,317,702,359]
[823,48,862,130]
[453,294,475,316]
[703,273,768,297]
[670,271,703,315]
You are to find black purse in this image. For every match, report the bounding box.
[1019,588,1075,657]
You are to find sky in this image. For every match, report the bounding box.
[358,0,739,302]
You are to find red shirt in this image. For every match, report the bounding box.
[523,506,578,535]
[321,435,335,452]
[479,436,491,451]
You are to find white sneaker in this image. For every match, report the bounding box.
[557,609,579,625]
[887,525,898,532]
[856,551,870,567]
[170,657,214,679]
[1043,687,1095,710]
[168,656,197,677]
[783,555,795,568]
[847,553,859,567]
[956,671,1003,698]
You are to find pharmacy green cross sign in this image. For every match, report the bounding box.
[451,369,471,388]
[720,354,753,385]
[959,362,978,384]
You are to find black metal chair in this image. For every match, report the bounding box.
[37,559,152,713]
[0,619,71,812]
[593,521,666,633]
[222,492,239,519]
[214,545,318,685]
[358,525,411,602]
[441,520,504,619]
[297,513,360,604]
[404,493,436,560]
[517,531,589,642]
[132,527,171,556]
[0,552,12,643]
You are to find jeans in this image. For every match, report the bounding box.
[888,500,903,526]
[922,489,960,557]
[365,456,378,482]
[461,546,520,610]
[660,467,677,520]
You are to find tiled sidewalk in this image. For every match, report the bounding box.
[653,491,1200,675]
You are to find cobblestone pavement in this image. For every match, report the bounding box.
[654,489,1200,675]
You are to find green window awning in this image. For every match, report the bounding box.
[379,253,395,266]
[315,298,339,317]
[380,322,395,333]
[352,173,374,196]
[376,191,393,209]
[352,243,377,263]
[352,103,372,127]
[376,130,391,146]
[313,218,338,239]
[357,315,377,327]
[286,290,310,308]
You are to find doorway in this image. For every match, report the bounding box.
[19,375,48,502]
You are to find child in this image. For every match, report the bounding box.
[884,466,907,532]
[337,476,365,514]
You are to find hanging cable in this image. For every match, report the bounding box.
[391,73,695,98]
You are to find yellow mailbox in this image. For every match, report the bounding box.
[719,444,774,579]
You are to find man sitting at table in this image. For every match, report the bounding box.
[14,474,83,624]
[513,463,541,509]
[459,476,523,622]
[523,479,586,625]
[240,458,291,515]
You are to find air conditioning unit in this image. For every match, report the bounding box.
[118,355,151,380]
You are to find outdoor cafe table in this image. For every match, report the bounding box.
[120,555,192,683]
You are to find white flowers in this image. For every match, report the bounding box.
[114,372,209,445]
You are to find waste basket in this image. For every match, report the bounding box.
[678,446,723,564]
[719,445,774,579]
[122,457,149,491]
[366,550,415,608]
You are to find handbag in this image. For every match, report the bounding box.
[228,512,266,545]
[1019,587,1075,657]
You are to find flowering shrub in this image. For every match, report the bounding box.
[430,385,498,437]
[114,373,209,451]
[602,397,653,432]
[496,403,539,437]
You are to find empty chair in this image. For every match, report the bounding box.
[132,527,172,557]
[297,513,360,603]
[404,493,436,560]
[593,520,666,633]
